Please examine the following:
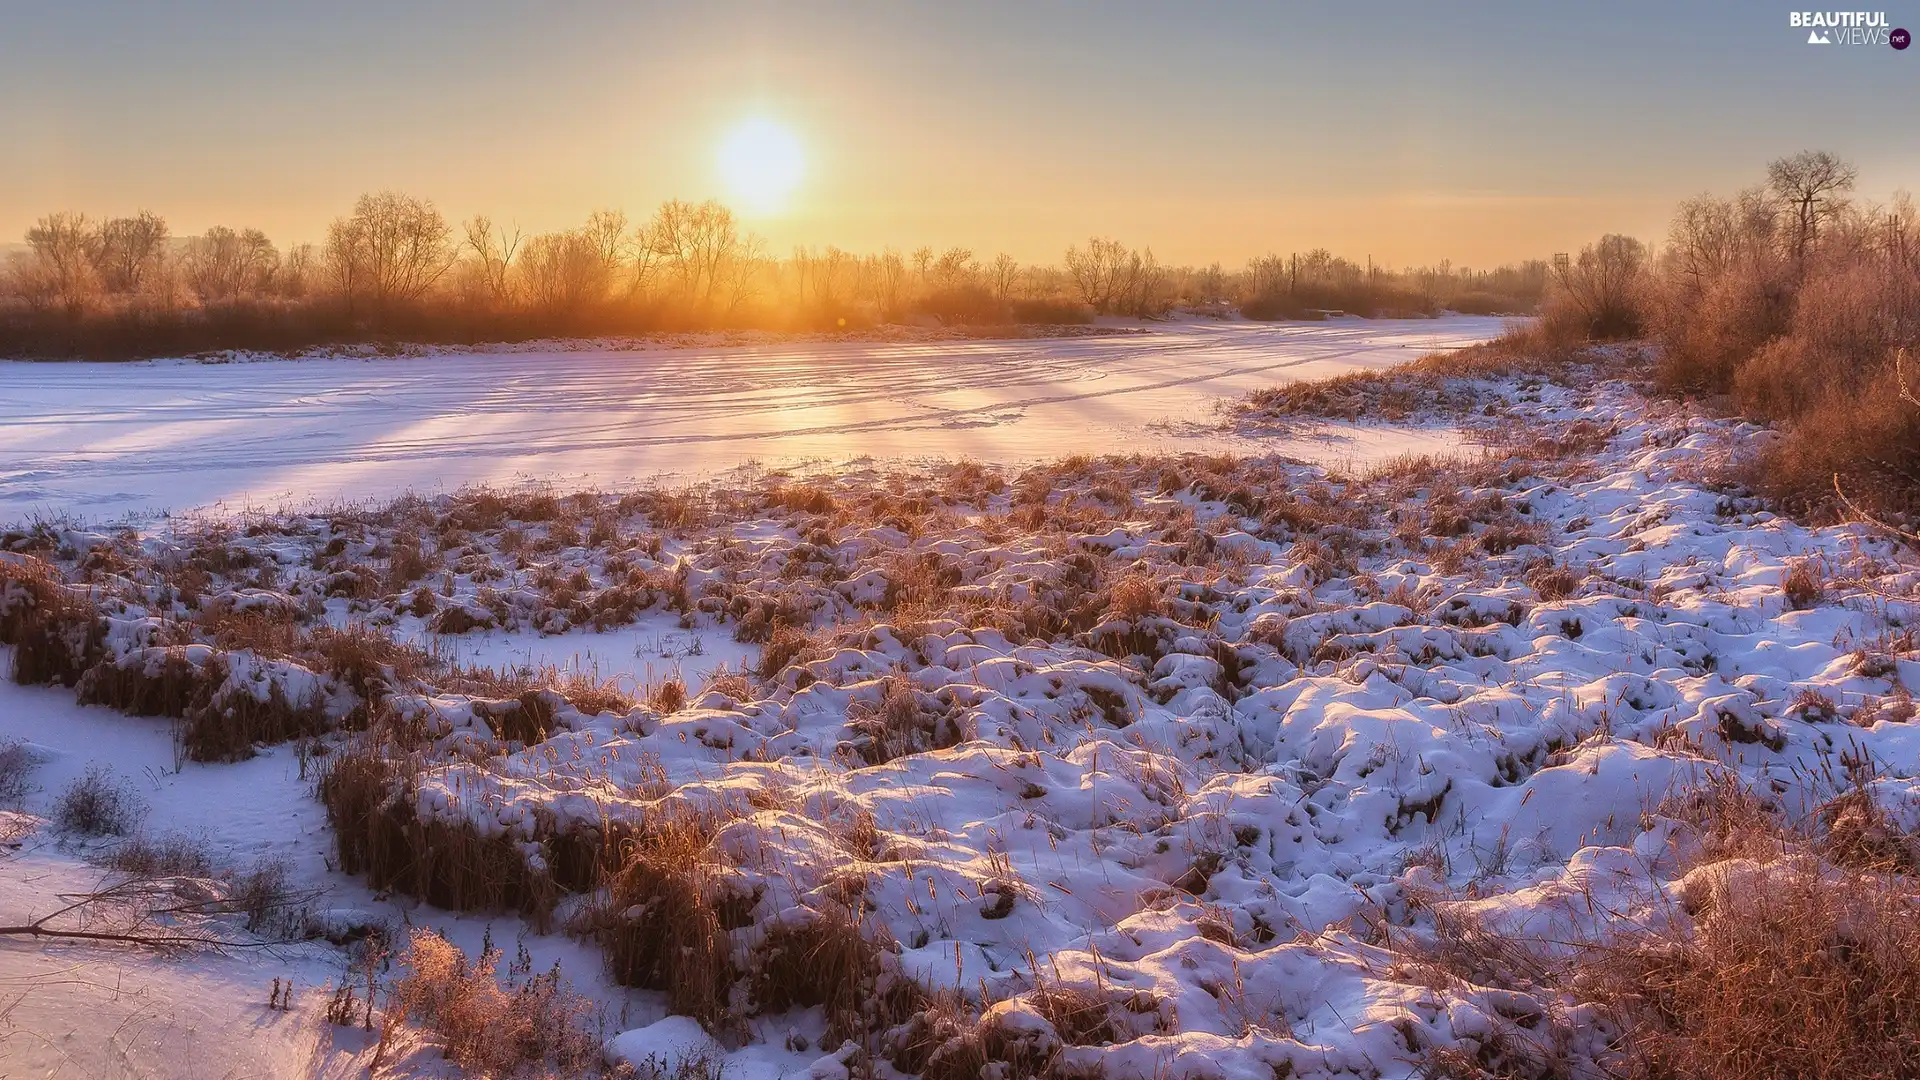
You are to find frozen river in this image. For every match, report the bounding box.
[0,315,1503,520]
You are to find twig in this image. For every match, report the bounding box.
[1834,475,1920,546]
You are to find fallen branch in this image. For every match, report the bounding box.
[0,877,298,952]
[1833,475,1920,546]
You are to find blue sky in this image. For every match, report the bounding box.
[2,1,1913,265]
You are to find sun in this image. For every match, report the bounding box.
[717,117,805,214]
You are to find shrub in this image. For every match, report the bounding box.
[106,829,216,877]
[53,765,146,836]
[231,855,302,936]
[385,929,599,1075]
[0,738,35,807]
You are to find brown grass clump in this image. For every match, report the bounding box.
[847,675,969,766]
[1105,572,1164,622]
[0,556,103,687]
[1780,557,1826,610]
[648,675,688,714]
[699,664,752,704]
[75,647,211,717]
[383,929,599,1075]
[309,622,433,701]
[756,624,831,682]
[319,741,558,922]
[177,657,331,762]
[1818,788,1920,875]
[199,608,304,657]
[1587,861,1920,1080]
[591,816,739,1028]
[750,903,912,1047]
[1523,561,1582,602]
[769,482,836,517]
[1406,775,1920,1080]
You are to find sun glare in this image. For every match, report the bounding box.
[717,117,805,214]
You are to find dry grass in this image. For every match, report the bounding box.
[1105,572,1164,622]
[847,675,970,766]
[0,554,103,687]
[1780,557,1826,609]
[318,740,559,923]
[749,902,911,1047]
[1523,560,1582,602]
[1405,776,1920,1080]
[1587,860,1920,1080]
[176,656,330,762]
[756,624,831,682]
[590,814,737,1028]
[383,929,600,1076]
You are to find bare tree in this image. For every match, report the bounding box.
[1551,233,1647,339]
[1066,237,1163,314]
[324,191,455,314]
[865,249,908,321]
[1244,253,1288,300]
[1768,151,1857,267]
[931,247,976,290]
[463,215,522,310]
[22,212,102,317]
[277,243,316,299]
[182,226,278,303]
[988,253,1018,306]
[722,233,768,317]
[648,199,739,313]
[584,209,628,277]
[518,229,608,313]
[93,212,169,295]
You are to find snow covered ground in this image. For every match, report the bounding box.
[0,317,1501,521]
[2,332,1916,1079]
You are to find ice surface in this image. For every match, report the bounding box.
[0,317,1502,521]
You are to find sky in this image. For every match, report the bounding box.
[1,0,1915,269]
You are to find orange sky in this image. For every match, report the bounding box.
[3,3,1915,269]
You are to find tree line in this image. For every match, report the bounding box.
[1,192,1548,359]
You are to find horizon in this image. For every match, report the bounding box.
[4,1,1916,267]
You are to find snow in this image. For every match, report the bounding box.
[0,317,1502,521]
[2,328,1917,1078]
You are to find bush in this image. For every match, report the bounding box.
[106,829,215,877]
[1749,362,1920,520]
[0,738,34,807]
[53,765,145,836]
[385,929,599,1075]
